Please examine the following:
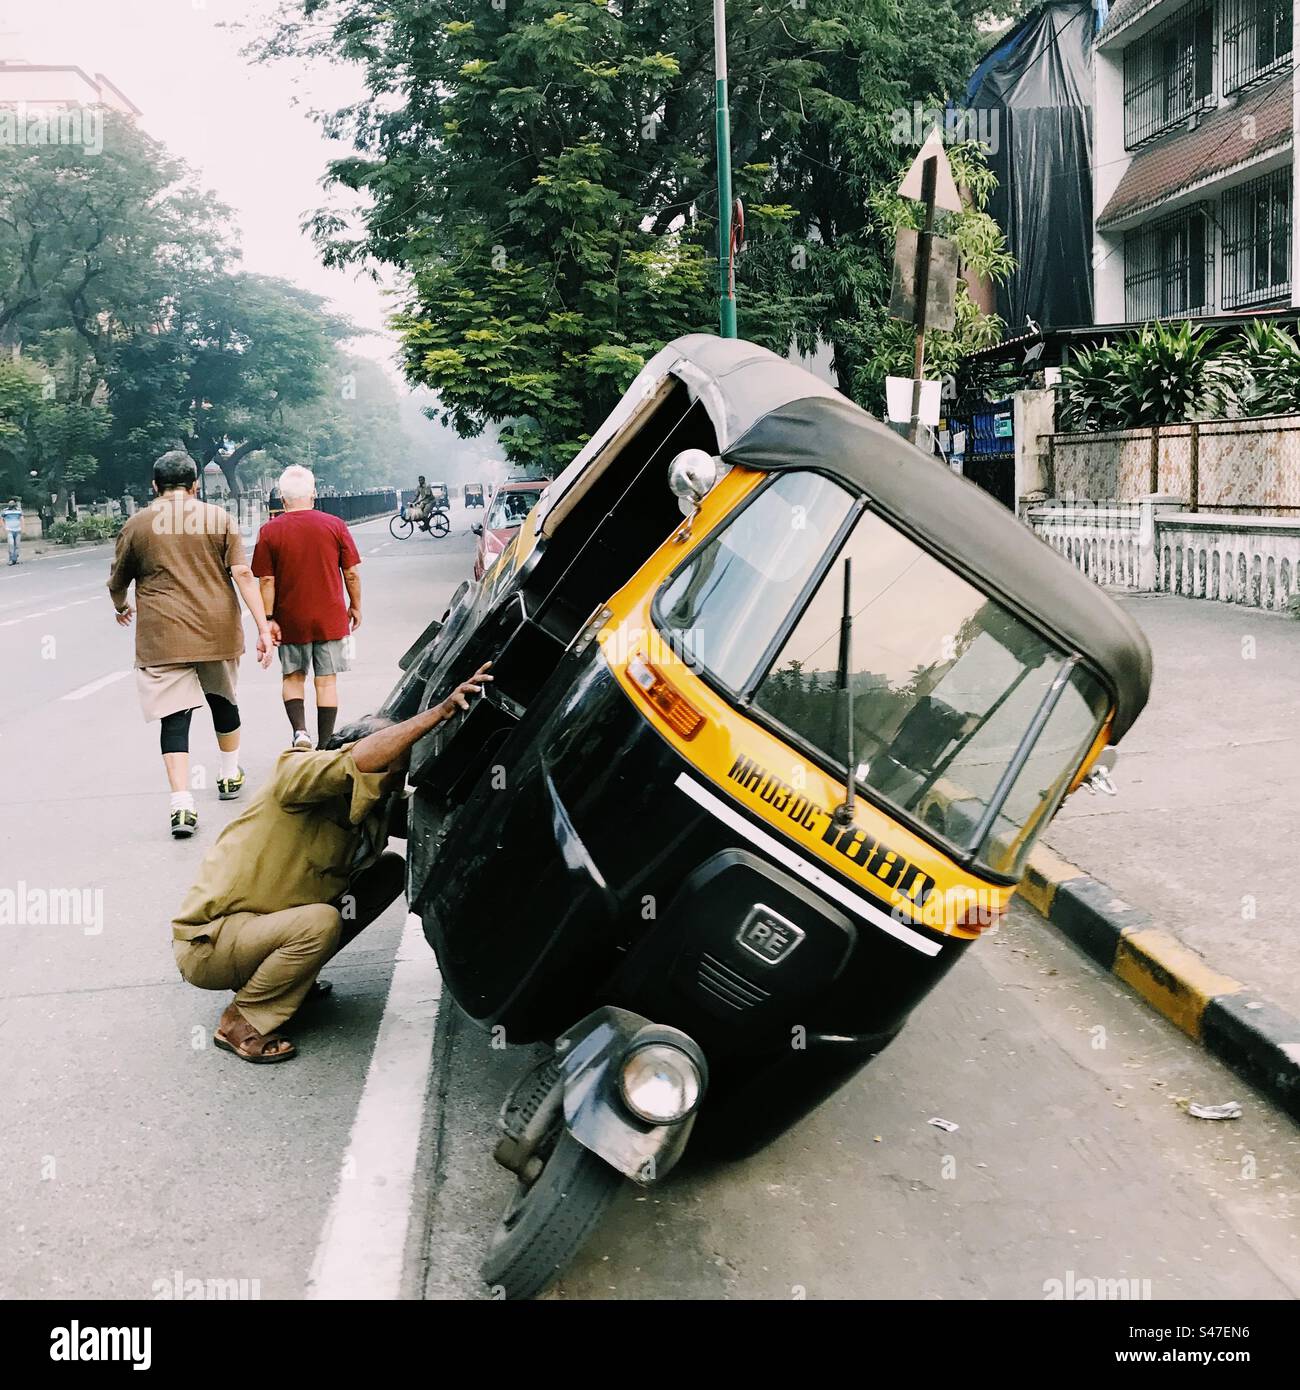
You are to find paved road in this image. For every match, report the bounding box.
[0,510,474,1299]
[4,516,1299,1301]
[426,898,1300,1300]
[1049,592,1300,1020]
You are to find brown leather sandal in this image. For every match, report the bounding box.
[213,1006,297,1064]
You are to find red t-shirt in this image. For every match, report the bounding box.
[251,510,361,644]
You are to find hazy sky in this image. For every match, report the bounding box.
[6,0,399,369]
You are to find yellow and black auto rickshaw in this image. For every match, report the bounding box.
[463,481,485,509]
[381,335,1153,1298]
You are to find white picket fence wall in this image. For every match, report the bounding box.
[1025,497,1300,611]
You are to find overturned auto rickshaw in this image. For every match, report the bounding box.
[380,334,1153,1299]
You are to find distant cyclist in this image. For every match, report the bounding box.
[408,475,435,522]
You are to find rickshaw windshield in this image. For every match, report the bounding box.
[655,471,1111,878]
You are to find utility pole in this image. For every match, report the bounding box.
[891,130,961,447]
[713,0,737,338]
[908,155,937,448]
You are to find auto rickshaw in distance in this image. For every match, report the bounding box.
[464,481,485,509]
[380,334,1153,1299]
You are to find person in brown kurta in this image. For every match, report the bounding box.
[107,450,275,838]
[171,663,492,1064]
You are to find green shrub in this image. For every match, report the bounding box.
[48,514,122,544]
[1235,320,1300,416]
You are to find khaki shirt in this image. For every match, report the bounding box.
[108,496,246,668]
[171,746,397,941]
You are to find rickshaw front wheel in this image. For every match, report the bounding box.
[389,513,414,540]
[481,1127,621,1300]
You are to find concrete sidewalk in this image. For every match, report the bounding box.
[1045,591,1300,1022]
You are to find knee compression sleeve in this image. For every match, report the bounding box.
[205,692,241,735]
[160,707,194,755]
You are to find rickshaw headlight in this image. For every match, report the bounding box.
[619,1044,702,1124]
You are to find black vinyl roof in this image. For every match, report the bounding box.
[666,335,1153,739]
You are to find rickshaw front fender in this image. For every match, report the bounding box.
[556,1006,708,1186]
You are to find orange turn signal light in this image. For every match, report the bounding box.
[626,654,706,740]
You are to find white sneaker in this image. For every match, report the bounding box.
[291,730,314,750]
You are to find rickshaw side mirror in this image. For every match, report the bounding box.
[667,449,720,544]
[667,448,720,505]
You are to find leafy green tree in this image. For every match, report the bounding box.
[256,0,998,472]
[172,273,352,493]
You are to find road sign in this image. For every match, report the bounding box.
[898,130,963,213]
[890,227,958,332]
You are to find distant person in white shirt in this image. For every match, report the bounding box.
[3,499,23,566]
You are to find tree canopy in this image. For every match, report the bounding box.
[0,110,415,504]
[255,0,1009,474]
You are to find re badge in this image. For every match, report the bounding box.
[737,903,804,964]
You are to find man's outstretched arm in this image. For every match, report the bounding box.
[351,663,493,774]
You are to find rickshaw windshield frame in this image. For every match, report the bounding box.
[650,469,1114,882]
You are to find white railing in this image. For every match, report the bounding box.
[1155,513,1300,609]
[1025,499,1145,589]
[1025,495,1300,610]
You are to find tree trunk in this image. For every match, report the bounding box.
[217,441,259,496]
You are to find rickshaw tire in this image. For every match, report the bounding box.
[389,514,414,540]
[481,1129,622,1300]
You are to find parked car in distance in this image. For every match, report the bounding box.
[472,478,548,581]
[464,482,485,509]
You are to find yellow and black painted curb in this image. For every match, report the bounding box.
[1024,847,1300,1124]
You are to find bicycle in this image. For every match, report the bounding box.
[390,504,450,540]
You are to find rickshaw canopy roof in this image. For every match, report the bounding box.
[664,335,1153,739]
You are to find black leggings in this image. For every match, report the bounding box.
[159,694,241,754]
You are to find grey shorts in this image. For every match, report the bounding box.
[278,638,351,676]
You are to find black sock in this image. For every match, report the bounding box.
[285,698,306,734]
[317,705,338,748]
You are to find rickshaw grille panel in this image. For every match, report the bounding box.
[697,953,771,1011]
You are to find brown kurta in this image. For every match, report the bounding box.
[171,746,394,941]
[107,496,246,667]
[170,745,398,1034]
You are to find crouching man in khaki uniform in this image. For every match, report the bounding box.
[171,663,492,1063]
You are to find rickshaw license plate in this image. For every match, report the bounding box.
[737,905,804,964]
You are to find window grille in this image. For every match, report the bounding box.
[1123,0,1216,150]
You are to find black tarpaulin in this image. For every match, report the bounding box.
[965,2,1096,331]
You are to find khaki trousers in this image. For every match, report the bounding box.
[173,851,404,1036]
[174,903,341,1036]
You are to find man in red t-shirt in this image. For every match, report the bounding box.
[252,465,362,749]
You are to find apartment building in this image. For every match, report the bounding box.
[0,57,140,116]
[1093,0,1296,322]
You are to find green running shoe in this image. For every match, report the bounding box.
[170,808,198,839]
[217,769,245,801]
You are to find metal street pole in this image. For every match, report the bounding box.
[909,155,937,448]
[714,0,737,338]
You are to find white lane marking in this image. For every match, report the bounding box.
[307,911,443,1299]
[674,772,943,958]
[58,564,83,570]
[61,669,131,701]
